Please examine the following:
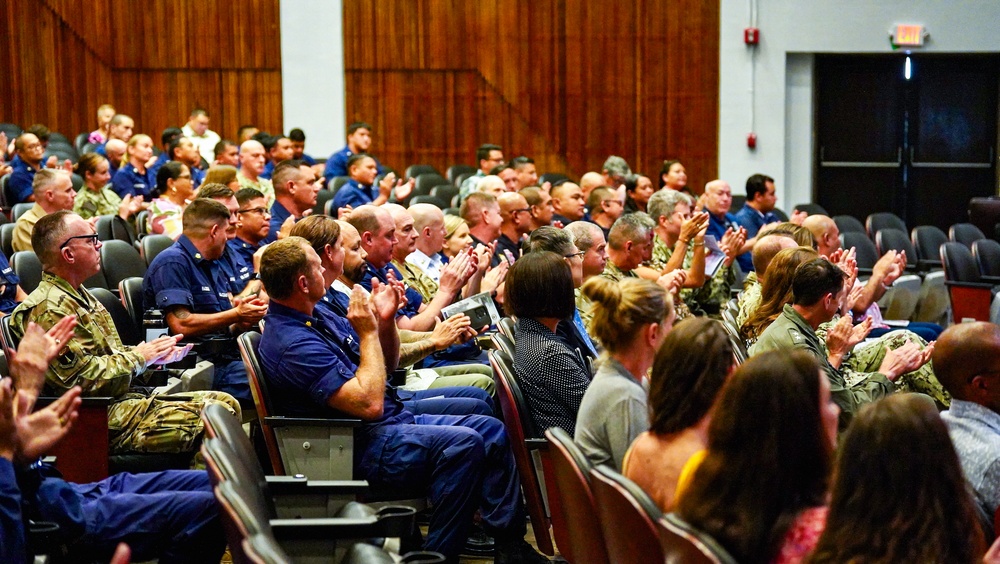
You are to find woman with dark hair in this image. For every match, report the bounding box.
[623,173,654,214]
[74,152,146,221]
[809,394,987,564]
[148,161,195,239]
[508,251,591,436]
[574,277,674,470]
[740,246,819,345]
[623,317,733,511]
[676,350,839,564]
[659,159,688,192]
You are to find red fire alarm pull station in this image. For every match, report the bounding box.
[747,132,757,149]
[745,27,759,45]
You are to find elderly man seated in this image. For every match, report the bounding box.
[10,210,239,454]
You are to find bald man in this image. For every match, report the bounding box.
[938,322,1000,520]
[236,140,274,205]
[551,181,586,224]
[735,233,798,326]
[495,192,532,266]
[406,203,449,283]
[579,171,605,200]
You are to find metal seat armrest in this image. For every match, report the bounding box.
[270,506,417,540]
[265,416,362,427]
[265,476,370,496]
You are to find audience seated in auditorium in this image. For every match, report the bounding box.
[203,163,240,192]
[643,189,710,319]
[497,163,520,193]
[181,108,221,165]
[936,322,1000,525]
[701,179,755,270]
[257,237,545,563]
[13,170,77,253]
[623,173,654,214]
[601,212,656,282]
[676,351,836,563]
[803,213,943,342]
[659,159,689,194]
[212,140,239,167]
[575,276,673,471]
[73,153,145,221]
[810,394,991,563]
[87,103,116,145]
[103,138,127,177]
[524,226,599,362]
[751,258,935,429]
[733,173,781,273]
[550,181,587,225]
[459,143,505,201]
[623,318,732,512]
[334,154,412,210]
[406,203,450,283]
[293,215,496,396]
[259,134,293,180]
[494,192,532,266]
[143,199,264,407]
[519,186,554,231]
[579,171,605,199]
[12,210,240,452]
[167,136,206,189]
[229,188,270,269]
[197,183,258,299]
[148,161,195,239]
[236,139,274,205]
[0,319,228,563]
[474,175,506,199]
[601,155,631,189]
[509,251,591,436]
[8,133,47,203]
[323,121,385,183]
[586,185,624,239]
[111,134,155,200]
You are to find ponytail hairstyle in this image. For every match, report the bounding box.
[581,276,672,352]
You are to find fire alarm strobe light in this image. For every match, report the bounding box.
[744,27,759,45]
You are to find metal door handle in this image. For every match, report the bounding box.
[910,147,994,168]
[820,147,902,168]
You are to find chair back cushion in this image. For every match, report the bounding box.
[973,239,1000,277]
[941,242,982,283]
[590,465,664,564]
[545,427,609,564]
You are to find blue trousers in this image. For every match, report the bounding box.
[60,470,224,563]
[359,411,522,560]
[397,385,493,417]
[868,321,943,342]
[212,358,253,409]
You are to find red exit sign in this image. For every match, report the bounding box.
[893,24,926,47]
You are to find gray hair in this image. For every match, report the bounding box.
[525,226,575,256]
[32,169,69,198]
[565,221,601,253]
[608,212,655,250]
[647,189,692,223]
[602,155,632,180]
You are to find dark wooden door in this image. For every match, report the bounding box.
[816,54,999,230]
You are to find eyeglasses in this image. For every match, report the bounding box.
[511,207,531,215]
[238,207,270,216]
[177,174,192,180]
[563,250,585,259]
[59,233,100,249]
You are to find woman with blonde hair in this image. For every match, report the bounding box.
[203,164,240,192]
[574,276,674,470]
[73,152,146,221]
[111,133,155,199]
[443,214,474,260]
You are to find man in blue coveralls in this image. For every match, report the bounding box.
[257,237,546,563]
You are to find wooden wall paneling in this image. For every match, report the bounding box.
[345,0,718,185]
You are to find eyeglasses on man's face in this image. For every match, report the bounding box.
[59,233,100,249]
[238,207,270,216]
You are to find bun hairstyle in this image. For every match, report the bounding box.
[581,277,672,352]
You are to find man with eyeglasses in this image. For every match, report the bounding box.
[197,183,256,296]
[7,133,47,203]
[938,322,1000,522]
[10,209,241,455]
[265,160,320,244]
[586,185,625,240]
[12,170,78,253]
[494,192,532,266]
[230,187,271,269]
[459,144,504,202]
[143,199,267,408]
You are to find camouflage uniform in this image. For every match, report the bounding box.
[73,186,122,220]
[737,274,762,328]
[816,318,950,408]
[576,288,594,334]
[647,235,716,321]
[392,258,439,303]
[10,272,240,454]
[600,260,637,283]
[237,173,275,207]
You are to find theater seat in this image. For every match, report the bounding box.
[590,465,664,564]
[658,513,737,564]
[940,242,997,324]
[545,427,609,564]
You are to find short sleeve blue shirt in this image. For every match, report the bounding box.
[142,235,232,340]
[218,245,253,294]
[264,201,294,245]
[111,165,155,199]
[7,156,37,204]
[227,238,260,271]
[260,161,275,181]
[332,179,377,210]
[733,203,779,272]
[0,251,21,314]
[360,263,423,318]
[260,301,408,427]
[324,147,383,184]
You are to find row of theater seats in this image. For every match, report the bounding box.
[484,321,733,562]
